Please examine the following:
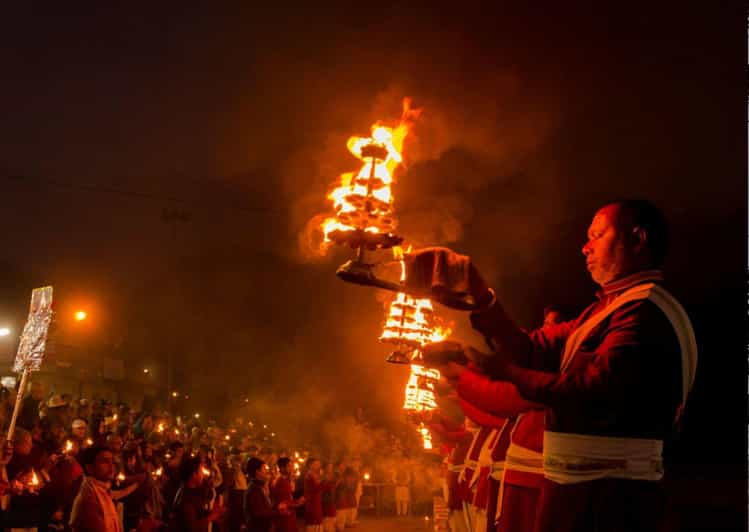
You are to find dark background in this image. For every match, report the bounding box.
[0,3,745,528]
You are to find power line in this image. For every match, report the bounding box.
[2,173,286,216]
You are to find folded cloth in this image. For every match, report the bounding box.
[404,247,489,309]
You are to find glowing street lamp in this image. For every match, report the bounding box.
[74,310,87,321]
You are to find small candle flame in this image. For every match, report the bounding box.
[157,423,165,433]
[364,473,371,481]
[201,466,211,477]
[153,467,163,478]
[30,470,40,486]
[85,438,93,446]
[117,472,125,483]
[64,440,73,453]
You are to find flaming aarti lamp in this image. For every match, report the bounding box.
[402,364,441,449]
[379,293,444,364]
[322,101,419,293]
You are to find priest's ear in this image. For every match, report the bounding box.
[630,226,649,254]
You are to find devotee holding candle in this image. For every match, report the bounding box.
[170,455,225,531]
[415,199,697,532]
[271,457,304,532]
[303,458,324,532]
[244,457,289,532]
[70,445,122,532]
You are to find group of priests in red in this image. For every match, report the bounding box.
[409,200,697,532]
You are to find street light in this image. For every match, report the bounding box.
[74,310,87,321]
[0,328,10,337]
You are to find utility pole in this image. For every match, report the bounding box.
[161,207,191,408]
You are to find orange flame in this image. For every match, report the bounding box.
[418,423,433,450]
[403,364,441,412]
[320,99,419,247]
[380,246,450,350]
[30,470,40,486]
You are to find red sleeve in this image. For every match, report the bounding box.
[248,487,279,519]
[305,475,322,496]
[505,300,675,408]
[470,301,577,370]
[456,368,542,417]
[459,398,507,427]
[270,478,289,505]
[428,421,469,443]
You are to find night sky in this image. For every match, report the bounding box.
[0,1,745,486]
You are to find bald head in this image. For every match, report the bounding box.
[582,201,668,286]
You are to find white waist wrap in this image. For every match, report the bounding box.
[543,431,663,484]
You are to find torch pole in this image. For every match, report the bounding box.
[7,367,30,442]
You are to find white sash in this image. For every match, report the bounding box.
[545,281,698,485]
[560,282,697,406]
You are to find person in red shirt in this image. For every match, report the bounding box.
[320,462,338,531]
[244,457,290,532]
[303,458,324,532]
[412,200,698,532]
[334,465,357,530]
[271,457,304,532]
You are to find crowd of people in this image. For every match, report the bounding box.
[0,380,444,532]
[0,199,696,532]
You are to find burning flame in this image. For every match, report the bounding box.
[418,423,433,450]
[201,466,211,477]
[381,246,450,355]
[403,365,441,413]
[85,438,93,446]
[117,472,125,483]
[64,440,73,453]
[29,470,40,487]
[363,472,371,481]
[157,422,165,433]
[320,99,420,247]
[153,467,163,479]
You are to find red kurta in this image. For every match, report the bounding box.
[455,368,542,532]
[270,476,297,532]
[303,473,324,525]
[470,271,685,532]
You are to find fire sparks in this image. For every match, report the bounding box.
[320,99,419,250]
